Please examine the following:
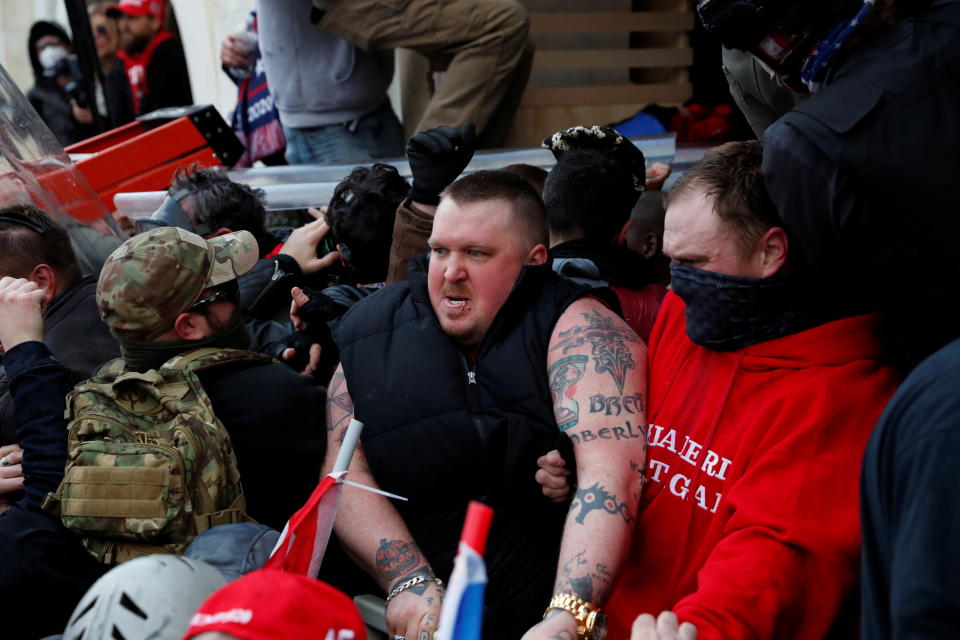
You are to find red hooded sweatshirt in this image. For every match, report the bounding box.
[606,292,900,639]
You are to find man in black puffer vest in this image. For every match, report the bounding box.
[322,171,647,640]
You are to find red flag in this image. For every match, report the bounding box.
[264,471,344,576]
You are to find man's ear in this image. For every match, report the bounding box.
[210,227,234,238]
[171,312,208,341]
[759,227,789,278]
[614,220,632,247]
[634,231,659,259]
[29,264,58,309]
[526,243,548,266]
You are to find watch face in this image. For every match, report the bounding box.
[588,611,607,640]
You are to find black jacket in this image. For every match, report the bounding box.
[861,337,960,638]
[335,256,592,639]
[763,0,960,364]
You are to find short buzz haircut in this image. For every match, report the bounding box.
[499,163,548,195]
[667,140,781,257]
[441,170,548,250]
[0,204,81,283]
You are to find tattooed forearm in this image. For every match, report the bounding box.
[326,370,354,432]
[549,355,588,431]
[551,309,640,394]
[376,538,424,582]
[558,552,615,603]
[569,483,633,525]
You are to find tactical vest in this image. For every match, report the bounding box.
[44,348,270,565]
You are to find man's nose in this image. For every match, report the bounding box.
[444,254,468,282]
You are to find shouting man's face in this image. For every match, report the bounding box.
[427,197,544,347]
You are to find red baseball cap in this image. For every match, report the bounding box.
[106,0,165,20]
[181,569,367,640]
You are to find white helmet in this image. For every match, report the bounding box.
[62,555,227,640]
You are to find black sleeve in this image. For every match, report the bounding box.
[141,38,194,113]
[762,118,860,273]
[4,342,72,513]
[861,339,960,638]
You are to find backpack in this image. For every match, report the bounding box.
[43,348,273,565]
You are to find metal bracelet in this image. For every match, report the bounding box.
[385,575,445,606]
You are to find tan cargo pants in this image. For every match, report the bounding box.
[314,0,532,146]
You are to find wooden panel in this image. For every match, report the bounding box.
[530,11,694,34]
[534,47,693,71]
[503,102,653,147]
[520,83,693,108]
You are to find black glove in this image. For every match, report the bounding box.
[293,286,349,330]
[542,125,646,194]
[407,122,477,205]
[275,330,317,373]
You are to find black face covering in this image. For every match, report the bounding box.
[669,262,820,351]
[115,306,251,372]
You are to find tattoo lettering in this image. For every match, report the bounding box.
[552,309,640,394]
[589,393,644,416]
[570,483,632,525]
[326,370,354,432]
[567,420,644,445]
[376,539,421,580]
[549,355,588,431]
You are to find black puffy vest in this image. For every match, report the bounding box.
[335,257,594,639]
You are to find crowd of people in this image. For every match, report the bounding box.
[3,0,960,638]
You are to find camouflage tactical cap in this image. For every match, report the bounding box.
[97,227,259,340]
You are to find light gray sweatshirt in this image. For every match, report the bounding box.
[257,0,391,127]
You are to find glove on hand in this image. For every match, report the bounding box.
[293,286,347,331]
[276,330,318,373]
[542,125,647,194]
[407,122,477,205]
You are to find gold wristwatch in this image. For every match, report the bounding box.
[545,593,607,640]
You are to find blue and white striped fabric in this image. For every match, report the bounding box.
[436,540,488,640]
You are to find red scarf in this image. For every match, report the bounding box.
[117,30,175,115]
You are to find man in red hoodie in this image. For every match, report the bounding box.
[543,141,900,639]
[615,141,901,637]
[108,0,192,115]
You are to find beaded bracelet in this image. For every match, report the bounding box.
[385,575,445,606]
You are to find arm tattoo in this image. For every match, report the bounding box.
[551,309,640,394]
[326,370,354,432]
[549,355,588,431]
[569,482,633,525]
[376,538,423,581]
[559,551,614,603]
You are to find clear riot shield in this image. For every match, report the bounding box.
[0,61,121,276]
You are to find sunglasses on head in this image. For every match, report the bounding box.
[188,281,240,313]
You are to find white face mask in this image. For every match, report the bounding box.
[38,45,69,71]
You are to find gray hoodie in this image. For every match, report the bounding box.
[257,0,391,127]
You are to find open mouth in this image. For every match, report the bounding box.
[444,296,470,312]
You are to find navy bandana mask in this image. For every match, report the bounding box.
[669,262,819,351]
